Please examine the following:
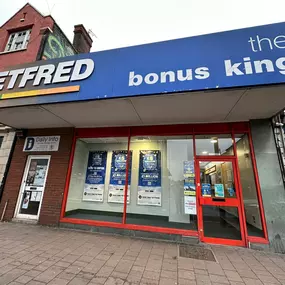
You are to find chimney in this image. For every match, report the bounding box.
[73,24,93,54]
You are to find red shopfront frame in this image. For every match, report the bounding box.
[60,122,269,246]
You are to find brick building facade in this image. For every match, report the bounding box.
[0,4,92,224]
[0,128,73,225]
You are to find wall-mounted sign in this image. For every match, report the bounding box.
[1,22,285,108]
[137,150,162,206]
[23,136,60,152]
[205,165,216,175]
[83,151,107,202]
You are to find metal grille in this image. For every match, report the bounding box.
[272,112,285,187]
[179,244,216,262]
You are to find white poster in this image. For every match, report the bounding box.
[108,185,130,204]
[30,191,42,202]
[33,165,47,186]
[184,196,197,215]
[23,136,60,152]
[137,186,162,206]
[83,184,104,202]
[22,192,31,209]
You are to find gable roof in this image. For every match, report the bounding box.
[0,2,46,29]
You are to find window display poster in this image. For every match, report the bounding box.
[26,161,37,185]
[83,151,107,202]
[215,184,225,198]
[138,150,162,206]
[108,150,132,204]
[22,191,31,209]
[30,191,42,202]
[202,183,212,197]
[33,165,47,186]
[183,161,195,196]
[184,196,197,215]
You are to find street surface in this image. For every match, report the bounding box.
[0,223,284,284]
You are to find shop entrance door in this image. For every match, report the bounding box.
[196,158,246,246]
[15,155,51,220]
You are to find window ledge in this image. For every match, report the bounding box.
[0,48,27,55]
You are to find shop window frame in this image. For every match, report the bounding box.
[60,122,268,245]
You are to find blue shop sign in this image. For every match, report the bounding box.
[1,22,285,107]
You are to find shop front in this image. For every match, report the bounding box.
[60,123,267,247]
[0,22,285,249]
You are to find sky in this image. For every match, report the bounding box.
[0,0,285,52]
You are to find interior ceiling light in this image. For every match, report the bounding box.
[210,138,218,143]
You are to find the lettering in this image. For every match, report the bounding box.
[249,34,285,52]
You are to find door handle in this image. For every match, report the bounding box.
[212,198,226,202]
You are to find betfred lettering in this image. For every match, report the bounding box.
[0,59,94,91]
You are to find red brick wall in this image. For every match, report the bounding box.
[0,128,74,225]
[0,4,54,70]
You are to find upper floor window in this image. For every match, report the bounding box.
[5,29,31,52]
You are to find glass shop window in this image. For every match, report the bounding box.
[195,134,234,156]
[65,137,129,223]
[235,134,265,238]
[126,136,197,231]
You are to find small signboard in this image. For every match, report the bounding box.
[23,136,60,152]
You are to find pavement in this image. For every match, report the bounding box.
[0,223,285,285]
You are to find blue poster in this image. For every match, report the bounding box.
[83,151,107,202]
[202,183,212,197]
[215,184,225,198]
[108,150,132,204]
[183,161,196,196]
[138,150,162,206]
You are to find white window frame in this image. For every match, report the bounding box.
[5,29,31,52]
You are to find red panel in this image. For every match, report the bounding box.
[76,127,130,138]
[60,217,199,236]
[131,124,195,136]
[199,198,239,207]
[76,122,249,138]
[201,237,244,247]
[248,236,269,244]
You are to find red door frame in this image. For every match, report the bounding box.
[195,157,246,247]
[59,122,269,246]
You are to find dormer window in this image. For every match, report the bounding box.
[5,29,31,52]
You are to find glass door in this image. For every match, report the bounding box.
[15,156,51,220]
[196,158,246,246]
